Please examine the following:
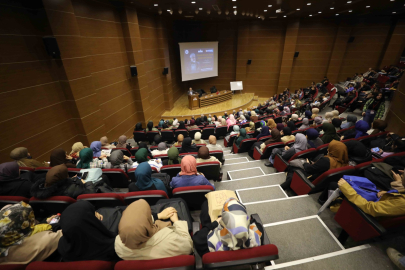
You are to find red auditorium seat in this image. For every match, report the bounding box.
[214,126,227,139]
[127,166,158,182]
[111,148,132,157]
[188,128,202,139]
[160,164,182,179]
[233,138,257,154]
[175,129,189,138]
[172,185,214,210]
[161,130,175,143]
[336,91,358,114]
[122,190,169,205]
[257,135,271,143]
[130,147,139,156]
[133,131,147,143]
[227,124,237,133]
[252,142,284,160]
[337,126,355,136]
[241,122,249,129]
[254,121,262,129]
[147,131,160,144]
[209,150,224,163]
[115,255,195,270]
[34,167,51,174]
[19,167,34,174]
[26,261,115,270]
[0,196,29,209]
[29,196,76,218]
[356,131,389,147]
[273,148,318,172]
[196,161,222,181]
[224,134,237,147]
[180,152,198,158]
[1,265,27,270]
[202,127,215,140]
[102,169,130,188]
[77,193,125,208]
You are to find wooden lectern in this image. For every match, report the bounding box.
[188,94,199,110]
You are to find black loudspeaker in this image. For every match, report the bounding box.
[130,66,137,77]
[348,36,355,43]
[162,67,169,75]
[43,36,60,58]
[247,59,252,65]
[294,51,299,58]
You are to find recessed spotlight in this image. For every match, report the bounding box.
[199,7,202,10]
[336,13,339,16]
[307,3,311,5]
[283,15,287,17]
[232,0,236,1]
[393,11,396,13]
[309,14,312,16]
[154,4,158,6]
[296,8,300,10]
[318,11,322,13]
[366,6,370,8]
[349,10,352,12]
[268,5,272,7]
[191,1,195,3]
[264,10,267,12]
[233,6,237,8]
[330,7,334,9]
[347,1,352,3]
[390,0,395,1]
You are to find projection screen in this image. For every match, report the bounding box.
[179,41,218,82]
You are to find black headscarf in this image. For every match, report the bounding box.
[147,121,154,131]
[162,123,168,129]
[344,140,368,158]
[58,200,118,261]
[180,137,197,153]
[178,121,186,129]
[282,127,292,136]
[195,118,202,126]
[287,121,296,131]
[154,134,162,145]
[135,122,143,131]
[138,142,152,157]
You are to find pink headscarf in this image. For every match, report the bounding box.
[226,114,237,127]
[179,155,198,176]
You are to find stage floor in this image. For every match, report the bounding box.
[161,92,267,119]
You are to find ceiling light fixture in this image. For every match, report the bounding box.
[366,6,370,8]
[154,4,158,6]
[393,11,396,13]
[268,5,272,7]
[296,8,300,10]
[309,14,312,16]
[191,1,195,3]
[264,10,267,12]
[347,1,352,3]
[232,0,236,1]
[283,15,287,17]
[207,10,210,14]
[349,10,352,12]
[318,11,322,13]
[336,13,339,16]
[199,7,202,10]
[390,0,395,1]
[330,7,334,9]
[233,6,237,8]
[167,9,170,12]
[179,8,182,14]
[307,3,311,5]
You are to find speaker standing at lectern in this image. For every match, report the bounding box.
[188,87,194,95]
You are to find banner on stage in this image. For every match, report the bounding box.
[230,81,243,91]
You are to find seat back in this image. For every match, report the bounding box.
[34,167,51,174]
[180,152,198,158]
[67,168,81,177]
[19,167,34,174]
[29,196,76,218]
[188,128,201,139]
[147,131,160,144]
[172,185,214,210]
[161,130,175,143]
[224,134,237,147]
[133,131,147,143]
[254,121,262,129]
[160,164,182,179]
[0,196,29,209]
[209,151,223,163]
[234,138,257,153]
[26,261,116,270]
[130,147,139,156]
[175,129,188,138]
[101,169,130,188]
[122,190,169,205]
[215,126,227,138]
[253,142,285,160]
[197,161,222,181]
[111,148,132,157]
[258,135,271,143]
[241,122,249,129]
[202,127,215,140]
[114,255,195,270]
[357,131,389,147]
[310,166,356,193]
[316,144,329,156]
[77,193,125,208]
[274,116,283,123]
[288,148,318,162]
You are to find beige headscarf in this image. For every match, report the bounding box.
[10,147,44,168]
[10,147,29,160]
[116,135,127,148]
[100,136,110,147]
[118,199,170,249]
[70,142,84,155]
[209,135,217,145]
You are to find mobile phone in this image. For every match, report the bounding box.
[76,173,82,179]
[372,147,380,152]
[82,172,89,180]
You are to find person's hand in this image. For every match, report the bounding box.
[100,153,107,159]
[306,158,310,163]
[66,155,72,160]
[158,207,177,220]
[284,146,290,150]
[337,178,348,187]
[392,170,403,182]
[170,212,179,223]
[123,155,130,160]
[340,136,344,140]
[81,179,86,184]
[378,149,383,154]
[362,112,365,116]
[377,191,387,198]
[95,212,103,221]
[216,217,222,223]
[46,215,58,224]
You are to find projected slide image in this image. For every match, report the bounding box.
[184,48,214,74]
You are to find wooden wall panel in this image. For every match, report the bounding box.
[386,79,405,136]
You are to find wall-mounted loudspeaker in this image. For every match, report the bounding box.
[43,36,60,58]
[348,36,355,43]
[294,51,299,58]
[130,66,137,77]
[247,59,252,65]
[162,67,169,75]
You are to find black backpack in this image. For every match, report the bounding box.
[151,173,172,197]
[150,198,194,232]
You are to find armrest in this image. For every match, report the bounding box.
[371,152,383,159]
[193,222,203,270]
[251,213,270,245]
[296,169,315,189]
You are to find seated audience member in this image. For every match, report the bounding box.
[170,155,214,189]
[134,122,143,131]
[220,118,227,127]
[90,141,103,158]
[0,162,32,197]
[256,126,271,140]
[298,118,310,130]
[340,115,357,129]
[332,118,342,131]
[133,148,162,172]
[100,136,116,149]
[306,128,324,148]
[31,164,96,199]
[267,119,277,130]
[180,137,198,154]
[173,134,184,147]
[50,148,76,168]
[250,111,259,122]
[239,115,247,124]
[281,140,348,189]
[69,142,85,159]
[276,123,284,131]
[0,202,62,265]
[266,133,308,167]
[77,148,110,169]
[193,198,262,257]
[196,146,222,167]
[304,110,312,119]
[206,135,223,151]
[312,108,319,119]
[178,121,187,130]
[214,116,222,127]
[158,120,164,128]
[110,150,133,170]
[226,114,237,127]
[235,128,251,147]
[116,135,130,150]
[192,132,207,145]
[10,147,45,168]
[324,112,333,122]
[59,200,119,261]
[287,121,297,132]
[281,127,295,143]
[128,163,168,195]
[344,140,372,164]
[332,90,355,107]
[151,142,169,156]
[331,110,340,119]
[368,119,388,135]
[290,114,299,123]
[336,177,405,217]
[341,120,370,140]
[114,199,193,260]
[138,142,153,158]
[154,135,162,146]
[146,121,159,132]
[165,146,182,166]
[321,123,340,144]
[371,132,405,157]
[230,125,240,136]
[362,92,385,126]
[172,119,179,128]
[187,119,199,130]
[259,129,282,152]
[313,116,323,127]
[338,83,354,98]
[245,121,255,133]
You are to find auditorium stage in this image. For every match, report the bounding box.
[161,92,267,120]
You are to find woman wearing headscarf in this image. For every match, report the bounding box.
[187,119,199,130]
[31,164,96,199]
[306,128,324,148]
[158,120,165,128]
[266,133,308,167]
[90,141,103,157]
[321,123,340,144]
[170,155,214,189]
[146,121,159,132]
[133,148,162,172]
[206,135,223,151]
[344,140,372,165]
[341,120,370,140]
[76,148,110,169]
[192,132,207,145]
[215,116,222,127]
[172,119,179,128]
[245,121,255,133]
[304,110,312,119]
[250,111,258,122]
[235,128,251,147]
[193,198,262,257]
[110,150,133,170]
[229,125,240,136]
[369,119,387,135]
[340,115,357,129]
[100,136,116,149]
[259,129,282,153]
[267,119,277,130]
[134,122,143,131]
[180,137,198,154]
[0,202,62,265]
[116,135,129,149]
[128,163,168,194]
[226,114,237,128]
[153,135,162,146]
[287,121,297,131]
[290,114,299,123]
[114,199,193,260]
[331,110,339,119]
[0,162,32,197]
[69,142,85,159]
[276,123,285,131]
[281,127,295,143]
[196,146,222,167]
[325,112,333,122]
[298,118,310,130]
[178,121,186,130]
[10,147,45,168]
[280,140,349,189]
[239,115,247,124]
[312,108,319,119]
[332,118,342,131]
[50,148,76,168]
[173,134,184,147]
[313,116,323,126]
[59,200,119,261]
[195,118,203,127]
[165,146,182,165]
[138,142,153,159]
[256,126,271,140]
[220,118,227,127]
[151,142,169,156]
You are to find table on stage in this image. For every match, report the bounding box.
[188,90,232,110]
